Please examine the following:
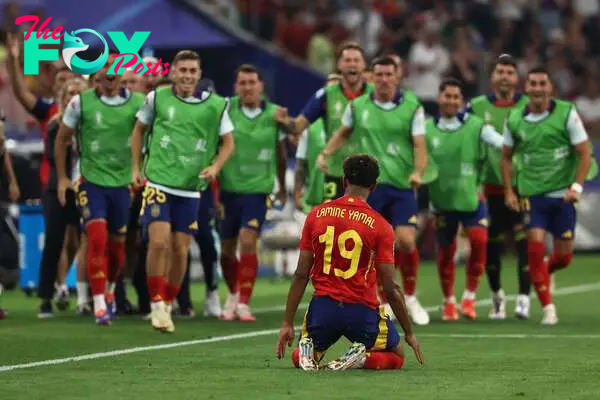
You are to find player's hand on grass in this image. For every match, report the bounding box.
[200,164,219,180]
[8,181,20,203]
[57,177,72,207]
[563,188,581,204]
[405,334,425,365]
[132,169,144,190]
[276,322,295,359]
[505,190,519,211]
[317,153,328,173]
[409,172,422,189]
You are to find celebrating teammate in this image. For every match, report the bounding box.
[467,54,531,320]
[502,67,593,325]
[132,50,234,332]
[56,57,144,325]
[427,78,505,320]
[277,42,370,201]
[317,56,430,325]
[219,64,287,322]
[277,154,424,371]
[294,73,341,213]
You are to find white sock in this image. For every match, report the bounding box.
[405,294,416,303]
[494,289,505,298]
[444,295,456,304]
[59,283,68,293]
[462,290,476,301]
[77,281,89,306]
[93,295,106,312]
[107,282,116,294]
[151,300,165,311]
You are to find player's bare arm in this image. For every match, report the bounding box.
[200,132,235,180]
[501,145,518,211]
[276,139,287,204]
[277,249,314,359]
[317,125,353,173]
[410,135,427,188]
[5,33,38,111]
[294,159,307,209]
[131,120,149,188]
[565,140,592,203]
[378,262,425,365]
[55,123,76,206]
[275,109,310,136]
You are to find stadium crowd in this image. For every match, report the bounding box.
[0,1,596,369]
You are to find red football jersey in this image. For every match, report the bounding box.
[299,195,395,310]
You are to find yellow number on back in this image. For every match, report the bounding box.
[318,225,363,280]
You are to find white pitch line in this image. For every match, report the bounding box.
[419,333,600,339]
[0,282,598,373]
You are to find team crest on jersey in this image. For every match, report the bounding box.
[95,111,107,128]
[167,106,176,121]
[195,139,207,152]
[334,101,343,118]
[562,230,573,239]
[160,136,171,149]
[432,137,441,148]
[90,140,99,153]
[151,204,161,217]
[258,148,274,161]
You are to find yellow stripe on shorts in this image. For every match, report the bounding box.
[371,306,389,351]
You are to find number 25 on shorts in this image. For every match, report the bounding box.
[318,225,363,279]
[140,187,167,216]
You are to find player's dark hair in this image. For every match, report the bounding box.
[234,64,263,82]
[493,54,517,70]
[343,154,379,189]
[336,41,365,62]
[370,56,397,70]
[439,77,463,92]
[173,50,202,67]
[527,65,551,78]
[157,76,173,88]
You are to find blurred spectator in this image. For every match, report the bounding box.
[574,0,599,19]
[204,0,239,26]
[121,69,145,93]
[307,21,335,74]
[405,22,449,115]
[275,5,314,59]
[337,0,383,58]
[517,45,541,77]
[448,26,479,99]
[575,77,600,139]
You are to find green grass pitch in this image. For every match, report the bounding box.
[1,255,599,400]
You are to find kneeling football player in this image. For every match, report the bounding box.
[276,154,424,371]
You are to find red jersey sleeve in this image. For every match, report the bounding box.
[375,219,395,264]
[298,210,315,251]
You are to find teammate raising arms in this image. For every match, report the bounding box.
[317,56,431,326]
[427,78,505,320]
[132,50,234,332]
[277,154,424,371]
[218,64,287,322]
[467,54,531,320]
[56,57,145,325]
[277,42,370,201]
[502,67,593,325]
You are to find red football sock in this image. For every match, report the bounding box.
[163,283,180,304]
[220,254,239,294]
[107,240,126,284]
[528,241,552,306]
[147,275,165,303]
[466,227,487,293]
[238,253,259,305]
[292,348,300,368]
[363,352,405,370]
[548,252,572,274]
[397,249,419,296]
[437,241,456,298]
[86,221,108,296]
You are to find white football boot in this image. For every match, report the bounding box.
[220,293,239,321]
[298,337,319,371]
[514,294,530,320]
[204,290,222,318]
[324,343,367,371]
[405,295,430,325]
[488,289,507,320]
[541,304,558,325]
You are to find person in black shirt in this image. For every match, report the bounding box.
[37,78,88,318]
